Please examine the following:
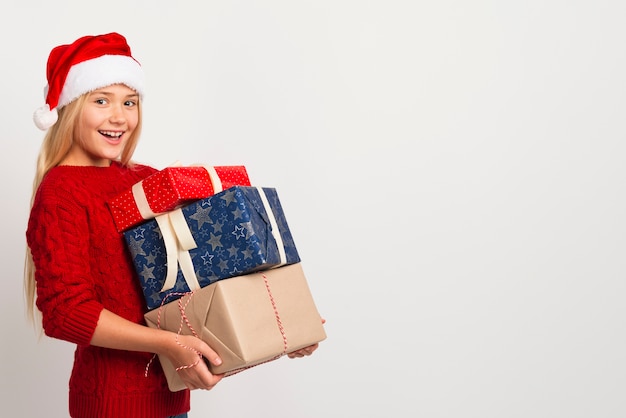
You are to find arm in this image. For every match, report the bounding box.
[27,181,222,390]
[91,309,223,390]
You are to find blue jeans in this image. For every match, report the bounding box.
[170,415,188,418]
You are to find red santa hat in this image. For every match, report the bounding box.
[33,32,145,130]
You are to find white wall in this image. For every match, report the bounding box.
[2,1,626,417]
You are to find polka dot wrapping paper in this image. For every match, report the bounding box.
[107,166,251,232]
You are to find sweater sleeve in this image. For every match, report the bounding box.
[27,185,103,345]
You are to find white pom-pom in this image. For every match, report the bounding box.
[33,104,58,130]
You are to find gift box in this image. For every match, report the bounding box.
[108,165,250,232]
[124,186,301,310]
[144,263,327,391]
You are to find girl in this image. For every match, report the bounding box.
[25,32,319,418]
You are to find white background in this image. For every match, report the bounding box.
[2,1,626,417]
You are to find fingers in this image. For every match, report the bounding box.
[170,334,224,390]
[198,340,222,367]
[179,334,223,368]
[178,356,224,390]
[287,343,319,359]
[205,352,223,367]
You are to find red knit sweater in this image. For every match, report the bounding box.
[26,161,190,418]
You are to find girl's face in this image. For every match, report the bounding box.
[63,84,140,167]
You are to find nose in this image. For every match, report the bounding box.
[109,104,127,124]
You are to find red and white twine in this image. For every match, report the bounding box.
[145,272,289,379]
[144,291,202,377]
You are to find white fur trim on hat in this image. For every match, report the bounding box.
[57,54,145,109]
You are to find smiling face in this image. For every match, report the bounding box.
[61,84,140,167]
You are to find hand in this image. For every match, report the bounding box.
[287,342,320,358]
[163,333,224,390]
[287,317,326,359]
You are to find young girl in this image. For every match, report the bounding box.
[25,32,320,418]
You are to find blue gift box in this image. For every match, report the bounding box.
[124,186,301,310]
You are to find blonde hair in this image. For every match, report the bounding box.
[24,92,143,325]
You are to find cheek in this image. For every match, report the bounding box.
[81,107,100,125]
[127,112,140,131]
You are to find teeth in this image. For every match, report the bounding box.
[101,131,123,138]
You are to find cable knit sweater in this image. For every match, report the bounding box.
[26,161,190,418]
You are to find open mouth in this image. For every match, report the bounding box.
[100,130,124,140]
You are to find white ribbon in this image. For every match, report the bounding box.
[132,162,224,221]
[155,209,201,293]
[132,161,227,292]
[201,165,224,194]
[156,187,287,292]
[132,182,160,219]
[182,163,226,193]
[131,160,183,220]
[255,186,287,267]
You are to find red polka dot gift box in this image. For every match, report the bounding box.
[107,165,251,232]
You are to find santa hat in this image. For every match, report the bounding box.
[33,32,145,130]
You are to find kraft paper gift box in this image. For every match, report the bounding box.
[108,165,251,232]
[144,263,327,392]
[124,186,301,310]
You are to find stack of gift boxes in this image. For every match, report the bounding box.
[107,164,326,391]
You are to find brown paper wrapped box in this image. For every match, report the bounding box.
[144,263,326,391]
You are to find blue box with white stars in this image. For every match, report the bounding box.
[124,186,301,310]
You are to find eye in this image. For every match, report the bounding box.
[95,98,108,105]
[124,100,137,107]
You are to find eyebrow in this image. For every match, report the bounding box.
[89,89,139,98]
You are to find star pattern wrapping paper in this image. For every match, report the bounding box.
[124,186,301,310]
[108,165,251,232]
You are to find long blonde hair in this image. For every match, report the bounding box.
[24,92,143,325]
